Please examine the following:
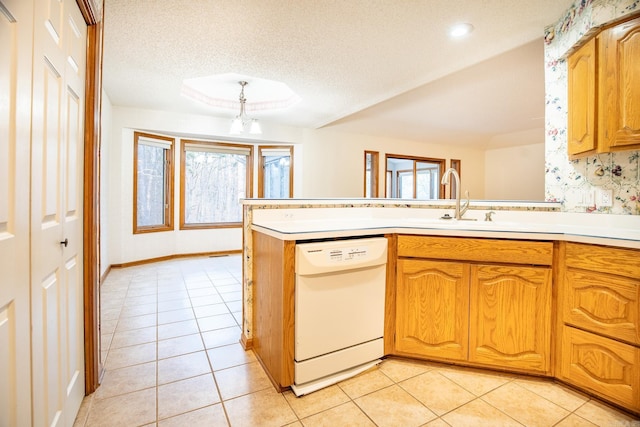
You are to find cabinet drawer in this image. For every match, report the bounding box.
[564,269,640,345]
[398,236,553,266]
[560,326,640,411]
[566,242,640,279]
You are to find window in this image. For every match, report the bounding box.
[258,146,293,198]
[364,151,379,197]
[385,155,446,199]
[180,140,253,228]
[133,132,174,233]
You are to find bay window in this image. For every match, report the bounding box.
[133,132,174,233]
[180,140,253,228]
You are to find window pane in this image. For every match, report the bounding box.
[365,170,372,197]
[399,171,413,198]
[137,144,166,227]
[417,162,440,199]
[416,170,430,199]
[184,150,247,224]
[264,155,290,198]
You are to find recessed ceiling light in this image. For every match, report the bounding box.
[449,23,474,38]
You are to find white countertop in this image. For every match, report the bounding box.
[250,212,640,249]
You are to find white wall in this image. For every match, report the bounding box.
[484,128,545,200]
[100,90,112,276]
[103,103,488,265]
[301,127,486,199]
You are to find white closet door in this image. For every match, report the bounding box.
[30,0,87,425]
[0,0,34,426]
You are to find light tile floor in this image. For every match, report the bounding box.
[74,255,640,427]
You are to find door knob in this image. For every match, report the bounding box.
[60,238,68,247]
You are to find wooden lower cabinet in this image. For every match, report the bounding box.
[395,259,469,361]
[469,264,552,373]
[559,326,640,412]
[251,231,295,390]
[557,242,640,414]
[395,236,553,375]
[563,269,640,345]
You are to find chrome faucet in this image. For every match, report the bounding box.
[441,168,471,220]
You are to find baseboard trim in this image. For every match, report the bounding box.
[240,333,253,350]
[99,265,112,288]
[107,250,242,271]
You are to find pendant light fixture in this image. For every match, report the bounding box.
[229,81,262,135]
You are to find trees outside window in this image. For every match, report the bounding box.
[258,146,293,198]
[181,141,253,228]
[133,132,174,233]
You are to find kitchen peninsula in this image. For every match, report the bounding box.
[241,199,640,416]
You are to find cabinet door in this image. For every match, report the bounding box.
[560,326,640,412]
[395,259,469,361]
[469,265,552,374]
[599,16,640,151]
[563,269,640,345]
[568,37,597,157]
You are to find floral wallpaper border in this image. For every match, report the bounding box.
[544,0,640,215]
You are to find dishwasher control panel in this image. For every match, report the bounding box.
[328,246,369,263]
[296,237,388,275]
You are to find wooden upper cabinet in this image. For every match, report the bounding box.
[599,15,640,152]
[395,259,470,361]
[567,15,640,157]
[568,37,597,157]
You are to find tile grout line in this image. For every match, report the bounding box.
[93,257,637,426]
[155,267,160,425]
[187,262,233,426]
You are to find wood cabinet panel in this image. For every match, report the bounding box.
[568,37,597,157]
[469,265,552,373]
[398,236,553,266]
[564,269,640,345]
[252,231,295,389]
[565,242,640,279]
[567,15,640,157]
[560,326,640,411]
[599,16,640,151]
[395,259,470,361]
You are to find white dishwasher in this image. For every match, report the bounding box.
[292,236,387,396]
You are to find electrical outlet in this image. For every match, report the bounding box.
[596,189,613,207]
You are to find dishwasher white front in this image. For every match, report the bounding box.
[292,237,387,396]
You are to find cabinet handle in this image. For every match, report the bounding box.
[60,238,68,247]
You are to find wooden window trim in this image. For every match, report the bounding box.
[180,140,254,229]
[133,131,175,234]
[384,154,446,198]
[364,150,379,197]
[258,145,293,198]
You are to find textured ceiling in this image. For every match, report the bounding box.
[102,0,573,148]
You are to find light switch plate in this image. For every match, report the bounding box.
[577,189,595,207]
